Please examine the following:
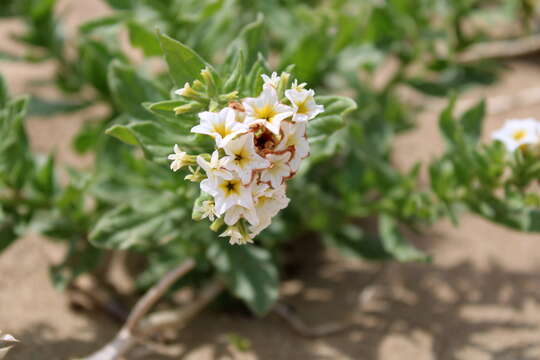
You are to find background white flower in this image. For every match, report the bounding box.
[191,108,248,147]
[491,118,540,152]
[243,87,293,135]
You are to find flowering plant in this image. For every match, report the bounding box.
[168,72,323,245]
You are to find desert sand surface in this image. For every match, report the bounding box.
[2,1,540,359]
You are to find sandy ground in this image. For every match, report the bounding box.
[2,1,540,359]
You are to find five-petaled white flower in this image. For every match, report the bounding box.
[168,144,191,172]
[492,118,540,152]
[204,176,254,216]
[197,150,232,180]
[277,121,309,172]
[243,87,293,135]
[191,108,248,147]
[285,86,324,123]
[260,151,292,188]
[222,133,270,184]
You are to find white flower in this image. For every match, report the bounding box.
[200,200,216,221]
[222,133,270,184]
[168,144,191,172]
[243,87,293,135]
[260,151,292,188]
[197,150,232,180]
[285,87,324,123]
[210,177,254,216]
[220,226,253,245]
[492,118,540,152]
[277,121,309,172]
[261,72,281,89]
[191,108,248,147]
[249,185,290,237]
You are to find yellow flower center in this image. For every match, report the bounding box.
[212,122,230,138]
[255,104,277,122]
[296,99,309,114]
[512,130,526,141]
[220,179,241,196]
[233,148,251,168]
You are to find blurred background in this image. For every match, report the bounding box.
[3,0,540,359]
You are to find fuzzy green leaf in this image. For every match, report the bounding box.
[378,214,430,262]
[158,32,211,88]
[208,241,279,316]
[308,95,357,141]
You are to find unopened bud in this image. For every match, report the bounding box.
[219,91,239,102]
[174,103,194,115]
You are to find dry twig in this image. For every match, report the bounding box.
[84,258,206,360]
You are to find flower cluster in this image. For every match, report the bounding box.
[492,118,540,152]
[168,72,324,244]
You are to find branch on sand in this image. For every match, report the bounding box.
[83,259,225,360]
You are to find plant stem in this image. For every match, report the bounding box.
[124,259,196,331]
[84,258,201,360]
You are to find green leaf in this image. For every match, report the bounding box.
[0,75,6,108]
[438,95,458,149]
[460,99,485,145]
[0,219,17,253]
[104,0,133,10]
[222,50,245,93]
[208,241,279,316]
[227,13,265,68]
[105,124,139,146]
[0,96,32,188]
[308,96,357,141]
[27,96,91,116]
[31,154,56,196]
[79,38,125,96]
[145,99,202,129]
[158,32,211,88]
[127,21,162,57]
[79,14,124,34]
[323,224,391,260]
[378,214,430,262]
[107,60,164,119]
[90,199,186,250]
[406,78,449,97]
